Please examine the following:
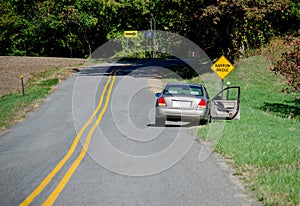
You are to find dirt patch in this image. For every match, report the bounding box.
[0,56,85,97]
[146,78,164,94]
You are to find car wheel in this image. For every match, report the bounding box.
[155,116,165,127]
[200,119,209,125]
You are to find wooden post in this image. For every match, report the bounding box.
[20,75,25,96]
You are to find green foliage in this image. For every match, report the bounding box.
[0,0,299,58]
[198,0,292,60]
[271,36,300,93]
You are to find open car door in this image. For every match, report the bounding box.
[210,86,240,120]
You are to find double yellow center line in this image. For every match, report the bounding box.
[20,70,117,206]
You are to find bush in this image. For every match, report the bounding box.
[271,36,300,93]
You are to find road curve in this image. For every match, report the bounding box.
[0,62,256,205]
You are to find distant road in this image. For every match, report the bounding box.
[0,60,255,205]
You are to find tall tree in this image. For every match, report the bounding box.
[0,0,298,58]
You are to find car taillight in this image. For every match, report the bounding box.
[197,99,206,109]
[158,97,167,107]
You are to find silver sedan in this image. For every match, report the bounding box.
[155,83,210,126]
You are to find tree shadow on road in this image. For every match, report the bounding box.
[78,58,211,80]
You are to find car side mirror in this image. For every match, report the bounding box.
[155,93,161,97]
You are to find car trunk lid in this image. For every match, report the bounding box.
[164,95,199,110]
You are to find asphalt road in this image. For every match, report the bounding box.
[0,62,255,205]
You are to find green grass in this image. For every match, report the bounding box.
[197,55,300,205]
[0,68,68,132]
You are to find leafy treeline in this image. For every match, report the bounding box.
[0,0,299,59]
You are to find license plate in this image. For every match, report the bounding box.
[172,101,191,108]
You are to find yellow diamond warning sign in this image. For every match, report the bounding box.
[211,55,234,80]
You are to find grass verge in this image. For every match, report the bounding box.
[0,66,80,133]
[195,54,300,205]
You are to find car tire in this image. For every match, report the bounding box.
[155,116,165,127]
[200,119,208,125]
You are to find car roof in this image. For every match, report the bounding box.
[165,83,203,88]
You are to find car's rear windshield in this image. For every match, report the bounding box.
[164,85,203,96]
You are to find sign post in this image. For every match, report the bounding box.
[124,31,138,57]
[144,31,155,58]
[211,55,235,99]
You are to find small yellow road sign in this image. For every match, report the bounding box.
[124,30,138,38]
[211,55,234,80]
